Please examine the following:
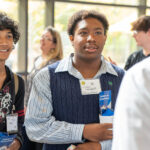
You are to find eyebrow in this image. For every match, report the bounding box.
[79,27,103,30]
[7,32,13,34]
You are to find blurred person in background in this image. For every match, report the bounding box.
[108,15,150,70]
[21,26,63,150]
[24,26,63,107]
[0,12,24,150]
[124,15,150,70]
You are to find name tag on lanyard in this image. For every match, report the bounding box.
[6,113,18,134]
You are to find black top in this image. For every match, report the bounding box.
[124,49,150,70]
[0,66,25,146]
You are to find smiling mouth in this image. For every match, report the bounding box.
[85,46,98,52]
[0,49,9,52]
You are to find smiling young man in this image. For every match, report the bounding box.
[0,12,24,150]
[124,15,150,70]
[25,10,124,150]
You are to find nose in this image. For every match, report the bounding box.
[87,34,95,42]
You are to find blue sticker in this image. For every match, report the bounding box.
[0,132,16,147]
[99,90,114,116]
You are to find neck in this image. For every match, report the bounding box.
[0,61,6,75]
[143,48,150,56]
[0,61,6,89]
[73,56,101,79]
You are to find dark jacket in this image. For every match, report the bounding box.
[124,49,150,70]
[0,65,25,146]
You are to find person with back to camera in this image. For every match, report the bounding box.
[22,26,63,150]
[124,15,150,70]
[112,57,150,150]
[25,10,125,150]
[0,12,24,150]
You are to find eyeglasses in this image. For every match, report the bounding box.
[132,30,143,35]
[41,36,53,42]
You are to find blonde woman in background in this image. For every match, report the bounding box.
[21,26,63,150]
[25,26,63,107]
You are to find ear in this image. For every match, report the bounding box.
[69,35,74,46]
[69,35,74,42]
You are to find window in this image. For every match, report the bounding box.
[55,2,138,66]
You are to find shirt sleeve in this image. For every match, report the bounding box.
[112,62,150,150]
[25,67,84,144]
[100,140,112,150]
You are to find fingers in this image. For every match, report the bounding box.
[102,123,112,129]
[108,56,112,62]
[108,56,117,65]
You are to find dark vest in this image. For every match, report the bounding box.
[43,62,124,150]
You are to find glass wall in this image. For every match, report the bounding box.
[147,0,150,6]
[1,0,150,74]
[69,0,139,5]
[28,1,45,71]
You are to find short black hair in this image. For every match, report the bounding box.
[131,15,150,32]
[67,10,109,36]
[0,12,20,44]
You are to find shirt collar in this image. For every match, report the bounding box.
[55,53,118,77]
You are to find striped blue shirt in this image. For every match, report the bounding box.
[25,54,118,149]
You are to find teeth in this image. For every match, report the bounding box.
[0,49,7,52]
[86,47,97,49]
[86,46,97,49]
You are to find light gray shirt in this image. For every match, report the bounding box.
[25,54,118,149]
[112,57,150,150]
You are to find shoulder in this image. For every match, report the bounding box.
[123,57,150,92]
[119,57,150,106]
[111,64,125,77]
[33,66,49,82]
[128,49,142,58]
[16,74,24,83]
[127,57,150,78]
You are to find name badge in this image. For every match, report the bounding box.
[80,79,101,95]
[6,114,18,134]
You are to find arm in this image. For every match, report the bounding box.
[74,140,112,150]
[6,139,21,150]
[124,54,132,70]
[75,142,101,150]
[25,67,84,144]
[107,57,117,66]
[83,124,112,142]
[25,67,113,144]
